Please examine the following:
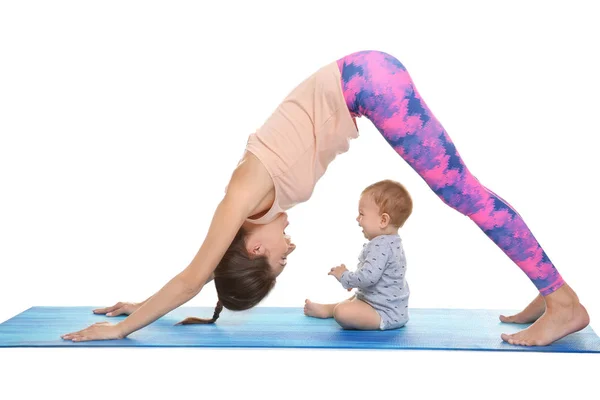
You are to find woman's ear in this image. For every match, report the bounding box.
[246,238,266,256]
[252,244,266,256]
[244,231,262,256]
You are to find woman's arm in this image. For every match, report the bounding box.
[61,153,274,342]
[114,197,247,337]
[113,153,273,338]
[92,273,216,317]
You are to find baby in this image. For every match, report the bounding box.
[304,179,413,330]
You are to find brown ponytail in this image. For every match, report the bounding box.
[175,225,276,326]
[175,301,224,325]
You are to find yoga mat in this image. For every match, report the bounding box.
[1,306,599,353]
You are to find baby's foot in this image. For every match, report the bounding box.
[304,299,335,319]
[500,294,546,324]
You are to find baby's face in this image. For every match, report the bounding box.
[356,194,382,240]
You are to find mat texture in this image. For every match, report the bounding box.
[1,306,599,352]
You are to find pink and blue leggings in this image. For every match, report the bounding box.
[337,50,564,296]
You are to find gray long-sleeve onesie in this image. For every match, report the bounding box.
[340,234,410,330]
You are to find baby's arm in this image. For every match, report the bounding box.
[340,241,390,290]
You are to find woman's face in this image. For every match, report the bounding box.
[243,213,296,276]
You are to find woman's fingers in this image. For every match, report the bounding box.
[106,306,126,317]
[62,324,95,340]
[62,332,81,340]
[93,302,122,314]
[62,328,84,338]
[63,328,92,341]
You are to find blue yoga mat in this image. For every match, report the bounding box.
[1,306,599,353]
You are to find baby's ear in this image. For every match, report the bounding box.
[380,213,391,228]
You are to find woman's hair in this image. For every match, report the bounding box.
[362,179,413,227]
[177,226,276,325]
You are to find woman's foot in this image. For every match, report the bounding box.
[303,299,335,319]
[499,294,546,324]
[501,284,590,346]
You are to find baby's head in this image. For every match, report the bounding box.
[357,179,413,240]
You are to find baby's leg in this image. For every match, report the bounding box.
[304,294,357,319]
[332,297,381,330]
[304,299,338,319]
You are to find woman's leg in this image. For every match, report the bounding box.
[337,50,588,345]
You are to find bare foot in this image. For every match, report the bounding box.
[304,299,335,319]
[501,284,590,346]
[500,294,546,324]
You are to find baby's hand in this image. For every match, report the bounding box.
[328,264,348,281]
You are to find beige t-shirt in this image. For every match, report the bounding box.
[244,61,359,224]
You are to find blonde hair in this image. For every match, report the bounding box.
[362,179,413,228]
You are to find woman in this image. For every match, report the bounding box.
[62,50,589,346]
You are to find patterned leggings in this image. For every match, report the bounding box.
[337,50,563,295]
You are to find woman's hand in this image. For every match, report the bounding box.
[93,301,141,317]
[61,322,125,342]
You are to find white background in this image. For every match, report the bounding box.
[1,1,598,399]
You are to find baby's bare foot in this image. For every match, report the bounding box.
[304,299,335,319]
